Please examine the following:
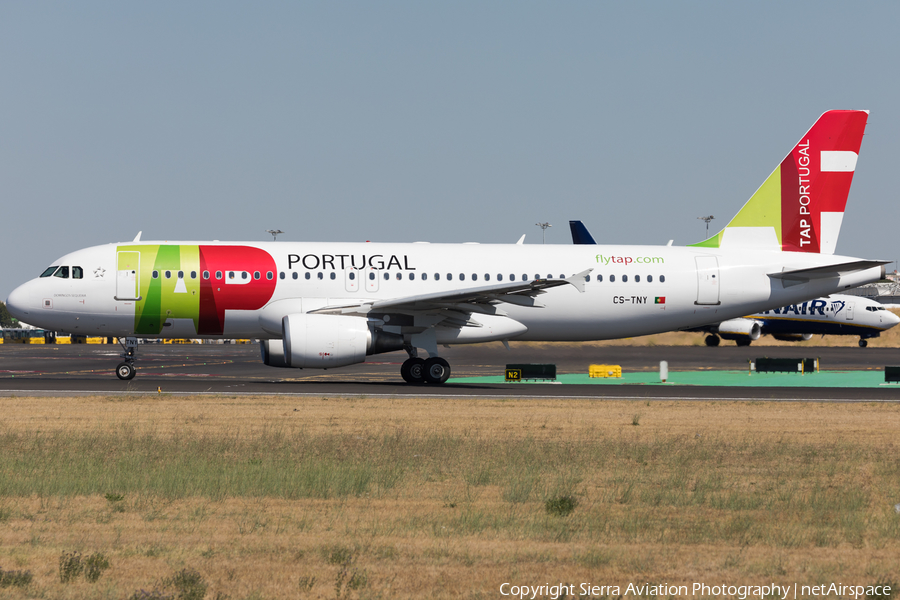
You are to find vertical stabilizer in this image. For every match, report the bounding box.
[690,110,868,254]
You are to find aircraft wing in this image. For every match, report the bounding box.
[309,269,592,317]
[769,260,889,282]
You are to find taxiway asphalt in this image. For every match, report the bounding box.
[1,343,899,401]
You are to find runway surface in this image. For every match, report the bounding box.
[1,342,899,400]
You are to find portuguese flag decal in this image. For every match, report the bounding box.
[655,297,666,304]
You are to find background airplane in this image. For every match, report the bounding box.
[688,294,899,347]
[6,111,887,383]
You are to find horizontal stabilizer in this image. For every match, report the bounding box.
[769,260,889,282]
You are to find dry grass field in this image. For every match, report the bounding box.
[1,395,899,599]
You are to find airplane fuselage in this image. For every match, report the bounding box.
[8,240,883,343]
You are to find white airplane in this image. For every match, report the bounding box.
[691,294,899,347]
[6,110,888,383]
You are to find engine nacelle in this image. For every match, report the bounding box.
[283,313,370,368]
[772,333,813,342]
[717,318,762,341]
[260,313,406,369]
[260,339,290,367]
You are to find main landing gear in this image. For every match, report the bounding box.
[859,338,869,348]
[115,337,139,380]
[400,346,451,384]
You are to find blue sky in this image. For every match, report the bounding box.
[2,2,899,299]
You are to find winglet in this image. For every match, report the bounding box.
[516,234,526,245]
[133,231,142,242]
[565,269,593,293]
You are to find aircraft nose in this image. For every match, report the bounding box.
[886,307,900,327]
[6,281,35,321]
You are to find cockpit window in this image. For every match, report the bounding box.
[53,266,70,279]
[40,266,58,278]
[72,266,83,279]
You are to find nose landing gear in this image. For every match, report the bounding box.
[115,337,139,380]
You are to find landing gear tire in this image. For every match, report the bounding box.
[705,335,720,347]
[859,339,868,348]
[400,357,426,384]
[423,357,451,384]
[115,362,136,381]
[735,338,752,347]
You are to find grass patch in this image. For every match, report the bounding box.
[1,396,900,597]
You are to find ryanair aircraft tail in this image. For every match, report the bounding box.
[691,110,868,254]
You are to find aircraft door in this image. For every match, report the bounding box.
[116,251,141,301]
[694,256,720,305]
[846,300,855,321]
[365,267,379,292]
[345,269,359,293]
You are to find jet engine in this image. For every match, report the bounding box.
[260,313,404,369]
[716,318,762,341]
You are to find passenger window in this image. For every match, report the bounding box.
[215,271,223,280]
[622,275,628,282]
[509,274,515,281]
[73,267,83,279]
[584,276,590,282]
[349,272,356,280]
[596,274,603,282]
[317,272,324,280]
[54,266,69,279]
[484,274,490,281]
[434,273,440,281]
[164,270,171,279]
[279,272,285,280]
[178,271,184,279]
[396,273,402,280]
[559,274,564,279]
[369,272,375,280]
[522,274,527,281]
[152,270,160,279]
[383,273,389,280]
[447,273,453,280]
[498,274,503,281]
[472,274,478,281]
[610,275,616,282]
[647,275,653,283]
[409,273,414,281]
[330,272,336,280]
[421,273,428,280]
[294,272,300,280]
[191,271,197,279]
[660,275,666,283]
[203,271,210,280]
[40,266,58,278]
[228,271,235,280]
[242,271,248,280]
[635,275,640,283]
[459,274,465,280]
[547,274,552,279]
[266,272,273,280]
[253,271,260,280]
